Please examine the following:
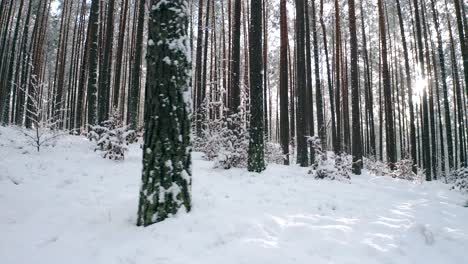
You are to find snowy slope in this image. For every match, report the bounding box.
[1,127,467,264]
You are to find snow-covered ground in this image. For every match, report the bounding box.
[1,126,467,264]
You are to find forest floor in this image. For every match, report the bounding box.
[1,126,468,264]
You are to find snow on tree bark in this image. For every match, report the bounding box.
[86,0,100,128]
[137,0,192,226]
[348,0,362,175]
[247,0,266,173]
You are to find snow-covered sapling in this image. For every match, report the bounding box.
[17,77,68,152]
[447,167,468,193]
[88,109,136,160]
[194,112,249,169]
[308,137,351,181]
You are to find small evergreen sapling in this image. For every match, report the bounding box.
[194,112,249,169]
[17,77,68,152]
[88,109,136,160]
[447,167,468,193]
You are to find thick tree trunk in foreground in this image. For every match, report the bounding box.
[137,0,192,227]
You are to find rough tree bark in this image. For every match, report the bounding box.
[137,0,192,227]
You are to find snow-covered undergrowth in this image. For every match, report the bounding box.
[1,126,467,264]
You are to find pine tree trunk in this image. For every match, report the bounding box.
[320,0,336,151]
[194,0,204,122]
[112,0,129,111]
[98,0,116,123]
[311,0,325,148]
[279,0,290,165]
[334,0,342,154]
[1,0,25,124]
[295,0,308,166]
[137,0,192,227]
[396,0,417,171]
[128,0,145,130]
[378,0,396,168]
[453,0,468,97]
[247,0,266,172]
[229,0,241,115]
[348,0,362,174]
[86,0,100,127]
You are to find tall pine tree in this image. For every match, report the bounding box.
[137,0,192,226]
[248,0,266,172]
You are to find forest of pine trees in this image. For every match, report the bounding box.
[1,0,468,213]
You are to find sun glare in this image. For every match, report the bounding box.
[414,77,427,96]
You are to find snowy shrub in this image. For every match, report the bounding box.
[308,136,325,170]
[265,142,284,165]
[194,113,249,169]
[388,159,424,183]
[447,167,468,193]
[309,137,351,181]
[363,157,390,176]
[88,109,136,160]
[364,158,423,183]
[311,152,352,181]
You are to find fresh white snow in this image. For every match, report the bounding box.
[1,126,467,264]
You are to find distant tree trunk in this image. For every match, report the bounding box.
[26,0,49,129]
[98,0,116,123]
[0,0,14,99]
[334,0,342,154]
[137,0,192,227]
[15,0,33,126]
[360,0,375,157]
[263,0,269,140]
[348,0,362,174]
[1,0,25,124]
[127,0,145,130]
[229,0,241,115]
[86,0,100,128]
[311,0,325,148]
[305,0,314,145]
[378,0,396,168]
[421,0,437,179]
[200,0,210,131]
[429,40,446,176]
[395,0,417,171]
[320,0,336,151]
[113,0,129,111]
[247,0,266,172]
[289,43,296,145]
[279,0,290,165]
[295,0,308,166]
[448,16,467,167]
[194,0,204,133]
[453,0,468,96]
[65,2,81,129]
[412,0,431,179]
[75,0,90,131]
